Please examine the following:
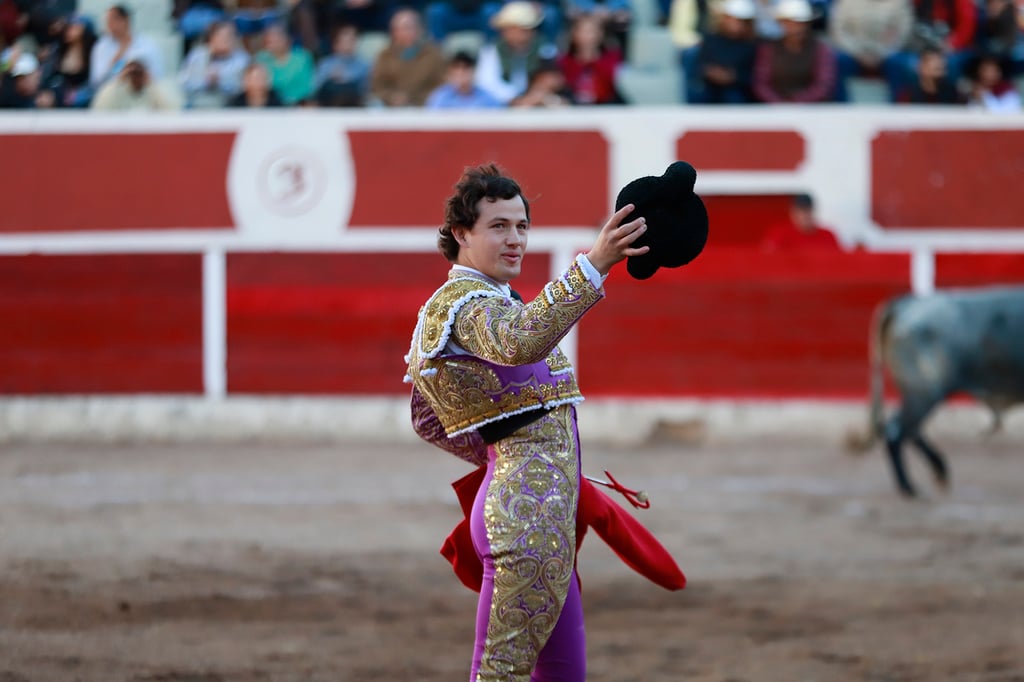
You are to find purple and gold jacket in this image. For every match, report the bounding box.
[405,258,604,463]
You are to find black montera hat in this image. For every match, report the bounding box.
[615,161,709,280]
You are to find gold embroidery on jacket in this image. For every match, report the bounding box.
[477,405,579,681]
[452,264,602,366]
[408,264,603,438]
[419,276,504,358]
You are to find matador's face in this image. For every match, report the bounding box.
[454,196,530,285]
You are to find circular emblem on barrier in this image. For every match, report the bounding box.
[256,146,327,218]
[228,120,354,238]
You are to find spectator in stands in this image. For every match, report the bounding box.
[965,51,1021,110]
[424,0,499,43]
[90,5,164,89]
[895,44,963,102]
[180,20,249,108]
[40,13,97,107]
[564,0,632,53]
[829,0,913,102]
[23,0,76,49]
[752,0,837,102]
[315,22,370,106]
[228,59,284,105]
[558,12,623,104]
[175,1,226,52]
[286,0,323,56]
[0,51,60,108]
[760,193,842,251]
[685,0,758,103]
[91,57,181,110]
[888,0,977,90]
[509,58,573,106]
[370,8,446,106]
[475,1,559,104]
[426,49,503,108]
[256,22,315,104]
[976,0,1019,59]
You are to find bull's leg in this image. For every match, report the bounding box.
[911,434,949,491]
[884,395,943,498]
[883,415,916,497]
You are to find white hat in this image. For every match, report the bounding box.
[491,1,543,30]
[720,0,756,20]
[10,52,39,77]
[774,0,813,22]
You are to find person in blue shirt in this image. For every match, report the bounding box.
[316,22,371,106]
[426,50,503,108]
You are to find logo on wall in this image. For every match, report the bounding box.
[227,119,355,239]
[257,147,327,218]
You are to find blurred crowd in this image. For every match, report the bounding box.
[0,0,1021,111]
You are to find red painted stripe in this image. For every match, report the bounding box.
[578,248,911,397]
[935,253,1024,287]
[0,254,203,393]
[226,252,553,394]
[0,133,236,233]
[677,131,805,171]
[702,195,796,246]
[872,130,1024,229]
[347,131,608,228]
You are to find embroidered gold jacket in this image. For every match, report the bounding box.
[406,259,604,460]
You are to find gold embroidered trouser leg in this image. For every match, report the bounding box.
[470,406,580,682]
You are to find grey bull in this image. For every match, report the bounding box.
[857,286,1024,497]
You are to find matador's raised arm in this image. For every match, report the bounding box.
[452,256,604,366]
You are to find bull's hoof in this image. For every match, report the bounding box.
[897,484,918,499]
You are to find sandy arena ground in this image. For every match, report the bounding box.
[1,431,1022,682]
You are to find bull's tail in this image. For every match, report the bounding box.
[844,297,898,453]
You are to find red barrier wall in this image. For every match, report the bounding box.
[872,130,1024,229]
[578,249,911,397]
[0,254,203,393]
[3,118,1022,399]
[0,134,236,233]
[226,251,552,394]
[347,130,609,228]
[935,254,1024,287]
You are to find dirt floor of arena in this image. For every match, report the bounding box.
[1,432,1023,682]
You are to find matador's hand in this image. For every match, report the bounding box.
[586,203,649,276]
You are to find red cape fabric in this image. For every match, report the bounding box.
[440,467,686,593]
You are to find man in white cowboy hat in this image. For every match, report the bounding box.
[752,0,837,102]
[474,1,559,104]
[0,51,59,108]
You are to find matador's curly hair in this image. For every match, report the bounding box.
[438,163,531,262]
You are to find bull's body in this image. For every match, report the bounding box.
[866,286,1024,496]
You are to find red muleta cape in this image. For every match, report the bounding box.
[440,466,687,592]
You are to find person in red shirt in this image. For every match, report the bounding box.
[760,193,843,251]
[557,12,624,104]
